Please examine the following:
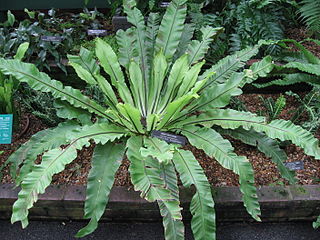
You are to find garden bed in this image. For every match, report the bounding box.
[1,92,320,188]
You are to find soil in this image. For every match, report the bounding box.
[1,92,320,188]
[285,28,320,58]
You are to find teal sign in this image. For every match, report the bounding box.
[0,114,13,144]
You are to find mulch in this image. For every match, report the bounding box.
[1,27,320,188]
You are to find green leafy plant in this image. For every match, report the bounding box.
[298,0,320,37]
[286,89,320,132]
[17,85,62,127]
[0,1,320,239]
[0,42,29,130]
[0,8,108,74]
[192,0,298,62]
[259,95,286,122]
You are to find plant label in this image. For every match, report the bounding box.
[151,130,187,145]
[87,30,108,37]
[0,114,13,144]
[41,36,63,42]
[159,2,170,8]
[284,161,304,171]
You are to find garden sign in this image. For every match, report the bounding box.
[0,114,13,144]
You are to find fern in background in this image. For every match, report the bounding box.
[187,0,298,63]
[228,0,288,55]
[287,89,320,132]
[298,0,320,37]
[259,95,286,122]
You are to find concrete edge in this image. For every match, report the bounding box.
[0,183,319,222]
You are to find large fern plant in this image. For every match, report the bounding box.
[1,0,320,239]
[298,0,320,36]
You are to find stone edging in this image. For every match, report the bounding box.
[0,183,319,222]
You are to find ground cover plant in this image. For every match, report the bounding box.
[1,0,320,239]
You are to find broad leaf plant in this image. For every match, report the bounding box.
[1,0,320,239]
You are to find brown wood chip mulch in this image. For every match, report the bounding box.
[1,92,320,188]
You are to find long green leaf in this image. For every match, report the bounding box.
[283,62,320,76]
[176,60,205,98]
[200,44,262,88]
[158,54,189,113]
[148,51,168,114]
[187,72,243,113]
[158,162,184,240]
[217,127,296,184]
[12,124,126,227]
[116,28,138,69]
[14,42,29,61]
[123,5,149,103]
[174,23,195,60]
[252,73,320,88]
[9,121,81,184]
[67,47,99,85]
[187,26,223,65]
[116,103,144,134]
[180,126,261,221]
[54,100,92,125]
[76,142,125,237]
[128,60,146,114]
[11,147,78,228]
[186,109,320,159]
[95,39,133,105]
[155,0,187,61]
[0,58,110,120]
[140,137,173,164]
[173,149,215,240]
[146,13,161,65]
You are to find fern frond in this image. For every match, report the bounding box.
[180,126,261,221]
[186,109,320,159]
[173,149,216,240]
[10,121,81,185]
[200,44,262,88]
[76,143,125,237]
[217,127,296,184]
[298,0,320,34]
[158,162,184,240]
[155,0,187,61]
[11,123,127,227]
[126,136,182,220]
[0,58,110,120]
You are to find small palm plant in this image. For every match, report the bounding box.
[1,0,320,239]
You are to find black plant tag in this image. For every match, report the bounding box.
[284,161,304,171]
[151,130,187,145]
[41,36,63,42]
[87,29,108,37]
